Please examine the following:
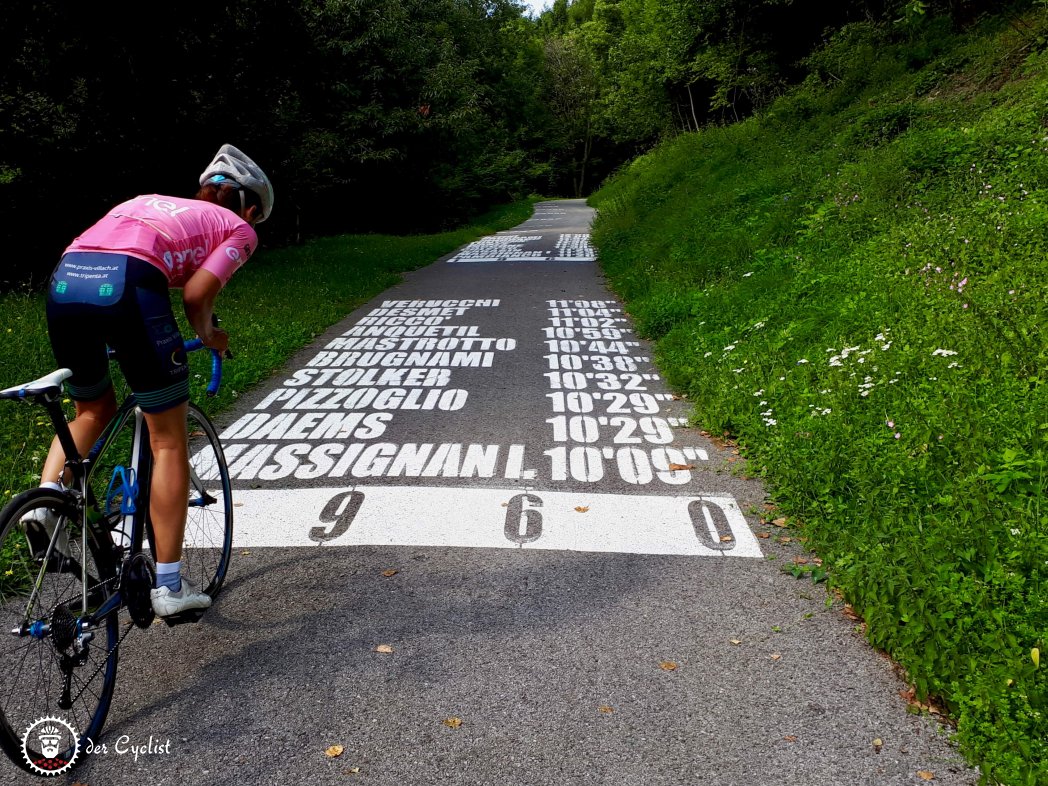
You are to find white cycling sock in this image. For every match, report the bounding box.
[41,481,62,492]
[155,561,182,592]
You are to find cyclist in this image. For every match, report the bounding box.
[24,144,273,617]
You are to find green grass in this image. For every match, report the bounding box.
[0,196,539,499]
[590,11,1047,785]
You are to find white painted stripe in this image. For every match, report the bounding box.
[221,486,763,558]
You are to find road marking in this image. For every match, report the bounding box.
[221,486,763,557]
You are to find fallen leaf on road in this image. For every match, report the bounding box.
[325,745,344,758]
[793,557,808,565]
[720,535,734,542]
[668,463,695,471]
[375,644,394,654]
[843,605,862,622]
[598,705,614,713]
[757,533,771,539]
[575,506,589,513]
[770,653,782,661]
[873,738,883,753]
[234,502,244,507]
[730,639,742,645]
[501,502,508,507]
[917,772,934,781]
[443,717,463,728]
[771,517,788,527]
[659,661,678,671]
[783,735,798,743]
[349,767,361,774]
[381,569,398,577]
[898,686,945,716]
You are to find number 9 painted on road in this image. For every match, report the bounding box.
[312,490,365,542]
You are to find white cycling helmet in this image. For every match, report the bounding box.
[199,144,274,223]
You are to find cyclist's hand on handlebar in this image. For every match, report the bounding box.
[202,328,230,355]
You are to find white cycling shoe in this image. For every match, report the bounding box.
[150,577,212,618]
[20,506,71,561]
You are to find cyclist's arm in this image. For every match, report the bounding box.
[182,269,228,353]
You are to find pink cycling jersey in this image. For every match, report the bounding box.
[64,194,258,287]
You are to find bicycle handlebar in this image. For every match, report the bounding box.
[182,339,224,397]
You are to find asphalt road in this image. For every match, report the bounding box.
[17,200,978,785]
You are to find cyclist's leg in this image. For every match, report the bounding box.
[142,402,212,615]
[39,390,118,487]
[143,401,190,565]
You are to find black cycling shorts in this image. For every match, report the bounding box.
[45,253,189,413]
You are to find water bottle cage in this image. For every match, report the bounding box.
[105,466,138,516]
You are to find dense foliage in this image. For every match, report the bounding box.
[590,7,1047,783]
[2,0,997,289]
[1,1,558,286]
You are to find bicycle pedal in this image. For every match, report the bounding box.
[161,609,206,627]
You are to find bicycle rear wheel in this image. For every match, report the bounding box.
[180,403,233,598]
[0,488,120,774]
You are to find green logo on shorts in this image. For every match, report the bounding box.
[99,283,114,297]
[55,281,68,294]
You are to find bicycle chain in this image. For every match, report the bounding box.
[70,613,136,707]
[48,566,128,707]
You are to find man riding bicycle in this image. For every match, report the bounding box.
[24,144,274,618]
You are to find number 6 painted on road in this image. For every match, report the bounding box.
[504,493,543,544]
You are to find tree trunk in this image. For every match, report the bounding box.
[686,82,700,130]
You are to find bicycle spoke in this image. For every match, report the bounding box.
[0,490,120,767]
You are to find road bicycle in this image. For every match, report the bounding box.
[0,338,233,775]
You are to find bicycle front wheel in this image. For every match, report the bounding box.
[0,488,120,773]
[180,403,233,598]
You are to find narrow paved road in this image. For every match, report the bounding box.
[36,200,976,785]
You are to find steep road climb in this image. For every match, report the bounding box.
[54,200,977,786]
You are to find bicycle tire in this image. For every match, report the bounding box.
[178,403,233,598]
[0,487,120,774]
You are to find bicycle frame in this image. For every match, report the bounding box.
[27,337,222,628]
